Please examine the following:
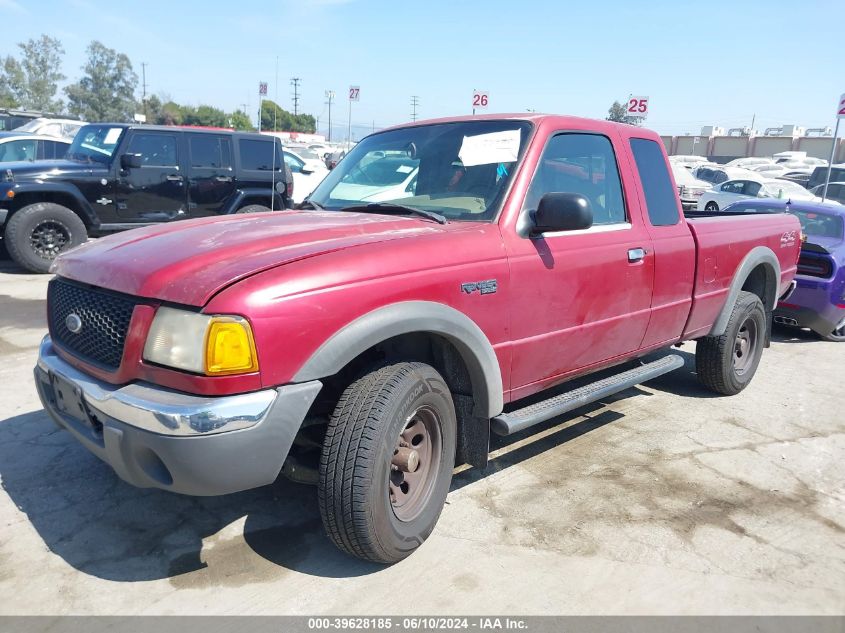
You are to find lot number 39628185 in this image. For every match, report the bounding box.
[627,96,649,116]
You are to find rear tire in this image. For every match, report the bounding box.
[235,204,272,214]
[318,362,457,564]
[704,201,719,211]
[695,291,766,395]
[5,202,87,273]
[819,324,845,342]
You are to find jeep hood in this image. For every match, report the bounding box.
[53,211,446,306]
[4,159,104,180]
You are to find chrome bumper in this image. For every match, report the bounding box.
[34,336,322,495]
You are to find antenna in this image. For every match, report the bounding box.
[410,95,419,122]
[291,77,301,116]
[141,62,148,122]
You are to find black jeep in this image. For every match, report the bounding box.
[0,123,292,272]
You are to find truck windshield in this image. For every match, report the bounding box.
[66,125,125,165]
[307,120,532,221]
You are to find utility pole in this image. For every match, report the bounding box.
[291,77,301,116]
[141,62,148,122]
[410,95,419,122]
[325,90,335,142]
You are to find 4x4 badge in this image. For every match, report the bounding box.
[96,197,113,205]
[461,279,497,295]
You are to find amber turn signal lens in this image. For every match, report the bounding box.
[204,318,258,376]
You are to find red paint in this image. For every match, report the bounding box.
[48,114,802,401]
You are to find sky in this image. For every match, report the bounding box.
[2,0,843,140]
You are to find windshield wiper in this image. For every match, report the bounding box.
[342,203,447,225]
[298,199,324,210]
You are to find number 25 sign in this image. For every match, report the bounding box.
[472,90,489,110]
[627,96,649,117]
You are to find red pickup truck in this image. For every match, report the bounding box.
[34,114,800,564]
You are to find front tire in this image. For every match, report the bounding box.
[695,291,766,395]
[704,201,719,211]
[318,362,457,563]
[5,202,87,273]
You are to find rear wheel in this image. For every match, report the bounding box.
[5,202,87,273]
[318,362,456,563]
[695,291,766,395]
[235,204,272,214]
[704,201,719,211]
[819,323,845,342]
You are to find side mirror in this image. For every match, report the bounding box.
[300,166,314,175]
[120,153,141,169]
[531,193,593,234]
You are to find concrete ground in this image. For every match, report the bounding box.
[0,258,843,615]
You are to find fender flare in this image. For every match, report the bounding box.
[293,301,504,419]
[708,245,780,337]
[7,182,99,226]
[223,188,286,214]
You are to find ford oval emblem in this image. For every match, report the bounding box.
[65,313,83,334]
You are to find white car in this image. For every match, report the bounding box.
[725,157,775,169]
[671,163,711,210]
[692,165,760,186]
[283,150,328,204]
[809,182,845,205]
[669,154,710,170]
[287,146,328,173]
[13,117,85,141]
[0,132,71,163]
[331,156,418,202]
[697,177,820,211]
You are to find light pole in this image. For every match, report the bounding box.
[325,90,335,142]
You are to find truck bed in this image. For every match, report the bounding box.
[683,212,800,339]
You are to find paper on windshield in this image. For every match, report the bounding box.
[396,165,414,174]
[458,129,520,167]
[104,128,122,145]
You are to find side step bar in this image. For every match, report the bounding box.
[491,354,685,436]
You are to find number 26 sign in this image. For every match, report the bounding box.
[837,93,845,119]
[472,90,489,110]
[627,96,649,117]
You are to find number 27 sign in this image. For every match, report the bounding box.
[627,96,649,117]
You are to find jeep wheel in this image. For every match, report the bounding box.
[5,203,87,273]
[236,204,272,214]
[318,362,457,563]
[695,290,766,395]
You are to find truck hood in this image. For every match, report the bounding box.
[4,159,103,181]
[53,211,446,306]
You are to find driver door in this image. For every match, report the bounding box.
[115,131,187,222]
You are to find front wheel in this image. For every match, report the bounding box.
[5,202,88,273]
[695,291,766,395]
[318,362,457,563]
[704,201,719,211]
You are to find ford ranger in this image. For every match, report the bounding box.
[33,114,800,564]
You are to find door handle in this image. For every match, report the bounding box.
[214,175,233,183]
[166,174,184,182]
[627,247,647,263]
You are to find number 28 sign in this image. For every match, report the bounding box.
[472,90,489,110]
[627,96,649,117]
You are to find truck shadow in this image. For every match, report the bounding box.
[1,359,696,584]
[771,324,824,344]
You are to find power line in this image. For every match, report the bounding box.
[291,77,301,116]
[410,95,419,122]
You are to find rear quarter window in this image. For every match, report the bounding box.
[238,138,282,171]
[629,138,681,226]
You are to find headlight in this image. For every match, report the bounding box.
[143,307,259,376]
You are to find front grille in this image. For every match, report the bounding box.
[48,279,139,370]
[797,253,834,279]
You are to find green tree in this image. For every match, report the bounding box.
[0,35,66,111]
[65,41,138,122]
[606,100,628,123]
[230,110,254,131]
[259,100,316,133]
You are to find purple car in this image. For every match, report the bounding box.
[722,198,845,341]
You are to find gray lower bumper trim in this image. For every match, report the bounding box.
[34,340,322,496]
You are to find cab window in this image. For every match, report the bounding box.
[523,133,626,225]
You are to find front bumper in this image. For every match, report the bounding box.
[34,336,322,495]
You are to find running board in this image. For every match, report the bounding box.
[491,354,685,436]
